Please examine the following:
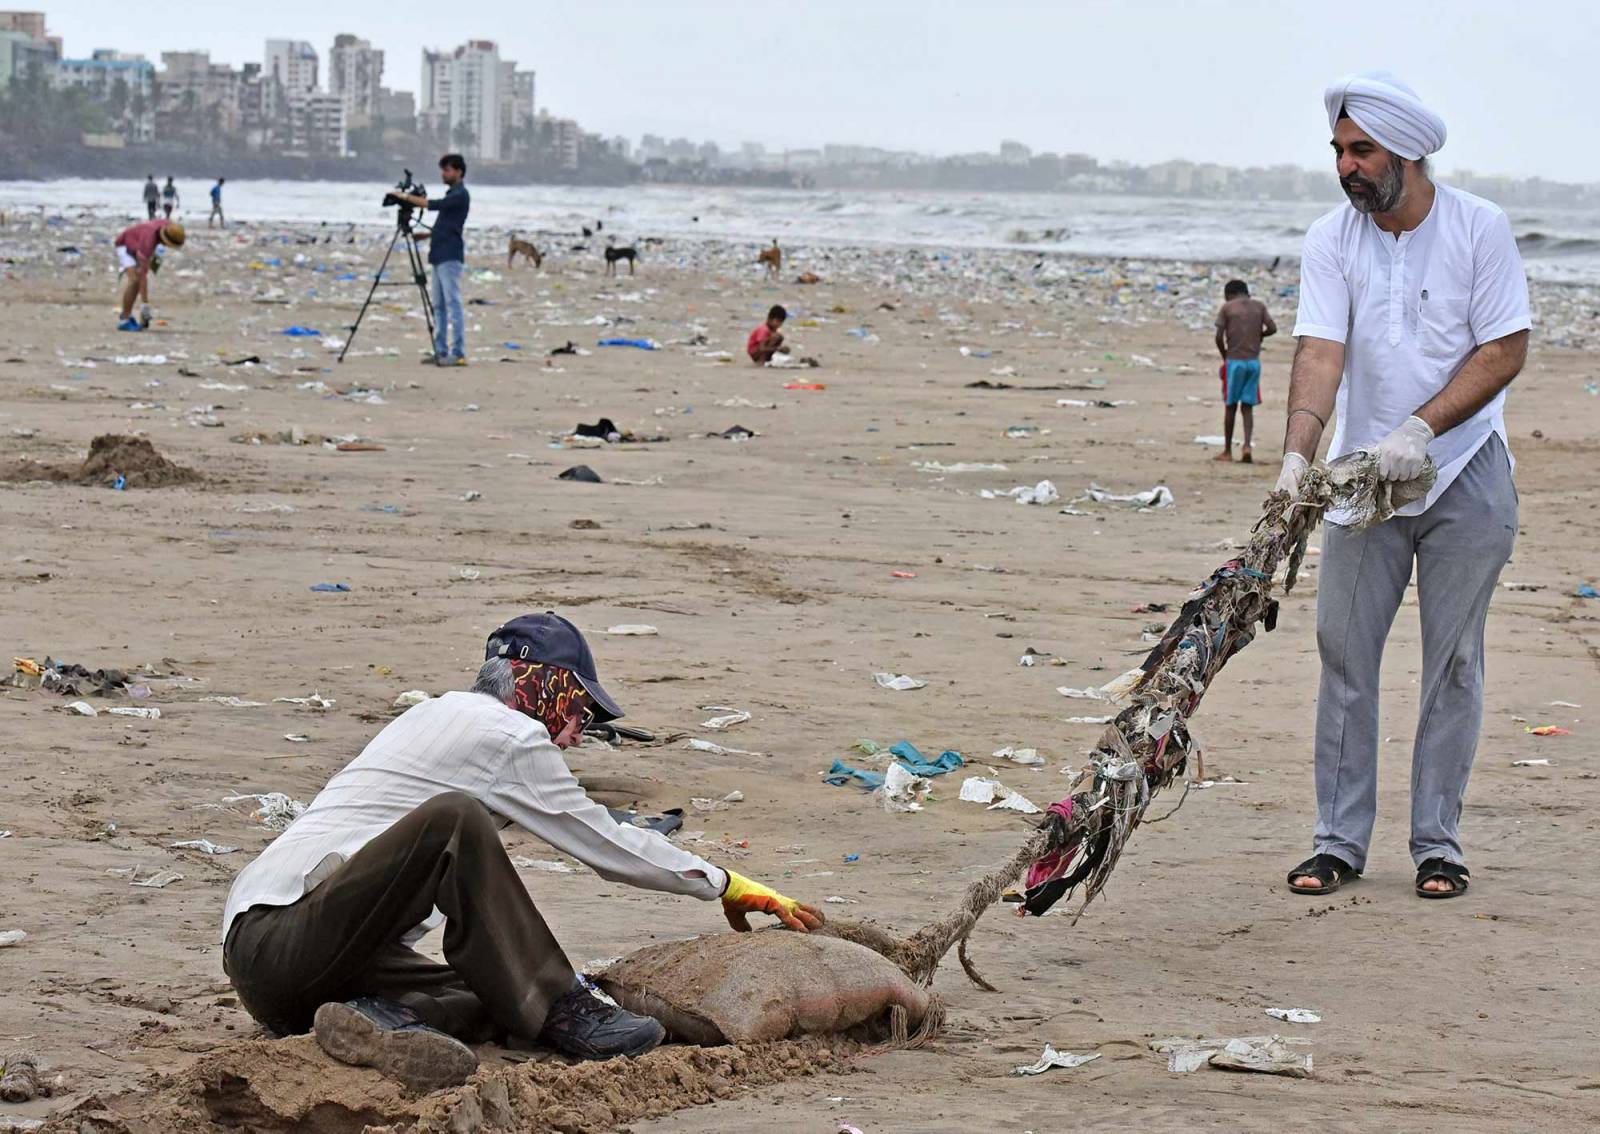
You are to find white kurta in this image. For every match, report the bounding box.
[1294,184,1531,522]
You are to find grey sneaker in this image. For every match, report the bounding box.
[537,980,665,1060]
[313,997,477,1092]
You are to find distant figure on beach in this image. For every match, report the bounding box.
[142,175,159,220]
[748,304,787,364]
[161,177,179,219]
[209,178,225,228]
[1212,279,1276,462]
[113,218,185,331]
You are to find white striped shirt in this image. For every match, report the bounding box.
[221,691,725,943]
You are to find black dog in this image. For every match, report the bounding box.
[604,245,639,276]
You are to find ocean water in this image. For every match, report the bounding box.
[2,178,1596,283]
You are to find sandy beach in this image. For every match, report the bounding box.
[2,210,1598,1132]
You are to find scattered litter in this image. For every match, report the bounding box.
[605,624,659,636]
[876,763,930,813]
[1193,435,1227,446]
[510,857,577,873]
[107,706,160,720]
[129,868,184,889]
[1526,725,1572,736]
[1503,581,1543,592]
[914,460,1007,474]
[683,738,765,756]
[1549,700,1581,708]
[223,792,307,830]
[283,733,311,743]
[309,582,351,593]
[597,337,660,350]
[393,690,432,709]
[1057,686,1106,700]
[171,839,237,855]
[64,701,97,716]
[1067,715,1116,725]
[873,672,927,691]
[0,930,25,948]
[1083,483,1174,509]
[960,776,1003,804]
[1265,1008,1322,1024]
[1012,1045,1102,1076]
[990,790,1042,814]
[199,695,267,708]
[981,479,1059,506]
[824,896,858,905]
[452,567,481,582]
[700,708,751,730]
[691,792,745,813]
[993,745,1044,766]
[1512,758,1553,767]
[280,325,321,336]
[1578,584,1599,599]
[558,465,603,483]
[1151,1034,1313,1077]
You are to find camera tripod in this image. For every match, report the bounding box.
[338,216,436,363]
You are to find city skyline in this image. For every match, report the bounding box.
[35,0,1600,184]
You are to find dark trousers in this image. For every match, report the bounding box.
[223,791,576,1043]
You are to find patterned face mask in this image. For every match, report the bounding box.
[509,661,592,737]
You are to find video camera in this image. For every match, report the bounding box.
[381,169,427,230]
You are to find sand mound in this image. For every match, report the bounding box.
[46,1033,855,1134]
[598,930,939,1045]
[1,434,199,488]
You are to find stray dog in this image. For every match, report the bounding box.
[757,239,782,280]
[507,235,543,269]
[604,245,639,276]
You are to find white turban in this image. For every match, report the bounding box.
[1323,70,1447,160]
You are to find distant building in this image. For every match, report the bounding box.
[329,33,383,124]
[157,51,243,138]
[0,10,59,56]
[264,38,318,96]
[51,50,155,142]
[998,139,1032,164]
[420,40,511,161]
[0,27,55,86]
[377,86,415,126]
[500,65,535,154]
[287,89,347,156]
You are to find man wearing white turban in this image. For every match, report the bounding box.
[1276,72,1531,901]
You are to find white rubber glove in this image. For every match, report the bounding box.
[1275,453,1309,500]
[1374,416,1434,482]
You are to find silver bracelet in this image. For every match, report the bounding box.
[1288,407,1326,429]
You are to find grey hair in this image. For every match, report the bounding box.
[471,654,515,702]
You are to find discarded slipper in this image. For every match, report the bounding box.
[1286,853,1359,894]
[1414,856,1469,899]
[606,807,683,836]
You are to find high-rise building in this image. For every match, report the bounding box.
[287,89,347,155]
[156,51,243,137]
[0,28,53,86]
[50,50,155,142]
[418,48,452,134]
[329,33,383,123]
[264,38,318,96]
[419,40,504,161]
[0,11,59,56]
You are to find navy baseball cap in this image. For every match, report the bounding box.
[486,613,624,722]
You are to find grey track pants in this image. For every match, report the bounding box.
[1311,435,1517,872]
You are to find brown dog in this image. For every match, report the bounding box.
[757,239,782,280]
[507,235,543,269]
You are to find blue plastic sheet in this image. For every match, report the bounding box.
[823,742,965,791]
[597,337,658,350]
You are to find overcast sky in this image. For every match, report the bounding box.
[44,1,1599,182]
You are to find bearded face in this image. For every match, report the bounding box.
[1341,151,1408,215]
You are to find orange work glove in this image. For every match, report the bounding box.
[721,870,825,933]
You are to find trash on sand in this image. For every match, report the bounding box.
[1067,714,1115,725]
[886,742,964,776]
[990,790,1042,814]
[823,760,886,790]
[309,582,351,593]
[1526,725,1572,736]
[605,624,659,636]
[684,738,765,757]
[274,692,335,708]
[1512,758,1553,767]
[1193,435,1228,446]
[874,672,927,691]
[1151,1034,1312,1077]
[199,695,268,707]
[224,791,307,830]
[171,839,237,855]
[597,337,660,350]
[1083,483,1175,509]
[876,763,930,813]
[510,857,577,873]
[960,776,1004,804]
[107,706,161,719]
[700,708,751,730]
[0,930,26,948]
[64,701,97,716]
[558,465,603,483]
[280,325,321,336]
[993,745,1044,766]
[691,791,745,813]
[129,868,184,889]
[1265,1008,1322,1024]
[981,480,1060,506]
[1011,1045,1102,1076]
[915,460,1008,474]
[1577,584,1599,599]
[1549,700,1582,708]
[393,690,431,709]
[1057,686,1106,700]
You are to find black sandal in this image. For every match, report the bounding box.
[1286,853,1360,895]
[1415,857,1469,899]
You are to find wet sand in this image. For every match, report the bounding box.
[2,215,1598,1132]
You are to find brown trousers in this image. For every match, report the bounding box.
[223,791,576,1042]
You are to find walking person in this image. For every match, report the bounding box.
[1212,279,1277,462]
[208,178,225,228]
[141,174,159,220]
[161,176,178,219]
[388,153,470,366]
[1277,71,1531,900]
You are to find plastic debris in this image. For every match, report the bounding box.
[309,582,351,593]
[597,337,660,350]
[683,738,765,757]
[1512,758,1553,767]
[199,695,267,707]
[171,839,238,855]
[873,672,927,691]
[981,479,1059,506]
[700,708,752,730]
[1265,1008,1322,1024]
[274,692,335,708]
[1056,686,1106,700]
[0,930,25,948]
[1526,725,1572,736]
[64,701,97,716]
[876,763,930,813]
[959,776,1003,804]
[1066,714,1115,725]
[604,624,659,635]
[1011,1045,1102,1076]
[993,745,1044,766]
[510,857,577,873]
[129,868,184,889]
[107,706,160,719]
[393,690,432,709]
[224,791,307,830]
[1151,1034,1312,1077]
[1083,483,1174,508]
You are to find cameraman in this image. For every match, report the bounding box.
[391,154,471,366]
